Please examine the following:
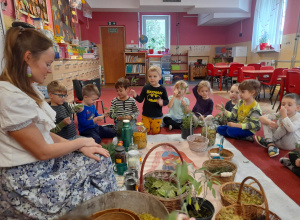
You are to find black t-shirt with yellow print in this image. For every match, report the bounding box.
[134,83,169,118]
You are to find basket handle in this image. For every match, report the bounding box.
[195,112,207,139]
[237,176,270,220]
[139,143,184,190]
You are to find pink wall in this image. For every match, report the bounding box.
[79,11,227,45]
[283,0,300,35]
[3,0,53,30]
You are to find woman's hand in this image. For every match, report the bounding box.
[78,137,102,148]
[79,146,110,161]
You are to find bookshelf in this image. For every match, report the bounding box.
[170,54,188,81]
[124,52,147,86]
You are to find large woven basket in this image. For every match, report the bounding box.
[208,148,234,161]
[202,159,237,184]
[138,143,187,212]
[219,181,265,207]
[215,176,281,220]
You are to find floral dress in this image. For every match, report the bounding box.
[0,82,117,219]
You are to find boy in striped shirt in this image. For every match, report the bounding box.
[109,78,139,135]
[216,79,262,142]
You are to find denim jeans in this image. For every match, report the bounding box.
[217,125,253,139]
[80,125,116,144]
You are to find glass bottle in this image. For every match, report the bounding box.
[115,141,126,164]
[127,150,140,170]
[133,122,147,149]
[121,120,132,151]
[201,125,217,147]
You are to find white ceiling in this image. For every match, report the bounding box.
[85,0,252,26]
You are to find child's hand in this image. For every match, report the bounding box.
[95,115,105,122]
[279,106,288,118]
[130,89,137,98]
[295,158,300,167]
[181,100,187,107]
[63,117,71,125]
[77,107,84,113]
[103,112,109,117]
[125,115,133,120]
[268,121,278,129]
[215,104,223,111]
[157,98,163,106]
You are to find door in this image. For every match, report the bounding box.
[100,26,125,84]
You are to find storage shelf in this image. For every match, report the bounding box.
[171,62,188,64]
[125,73,146,74]
[171,54,188,56]
[257,50,278,53]
[125,62,145,64]
[171,70,188,73]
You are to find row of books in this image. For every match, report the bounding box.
[126,64,145,73]
[125,55,145,63]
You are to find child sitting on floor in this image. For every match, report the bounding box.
[192,80,214,118]
[77,84,116,143]
[109,77,139,135]
[47,80,84,140]
[225,83,240,112]
[216,79,262,142]
[255,93,300,157]
[162,80,190,130]
[130,66,169,134]
[280,149,300,177]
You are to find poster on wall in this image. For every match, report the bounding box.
[14,0,49,23]
[52,0,76,43]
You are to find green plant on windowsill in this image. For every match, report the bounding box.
[259,32,269,44]
[147,37,156,49]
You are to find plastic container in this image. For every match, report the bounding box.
[133,122,147,149]
[122,120,132,151]
[171,65,180,70]
[163,74,173,85]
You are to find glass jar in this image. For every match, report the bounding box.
[201,126,217,147]
[127,150,140,170]
[133,122,147,149]
[115,142,126,164]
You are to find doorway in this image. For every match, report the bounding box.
[100,26,125,84]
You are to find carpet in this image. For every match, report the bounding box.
[89,85,300,206]
[141,134,299,219]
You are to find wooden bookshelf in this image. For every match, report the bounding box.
[124,52,147,85]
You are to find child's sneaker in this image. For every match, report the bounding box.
[268,146,279,157]
[255,136,269,148]
[240,136,254,142]
[169,125,173,131]
[280,157,292,167]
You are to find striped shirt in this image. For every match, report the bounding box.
[225,99,262,134]
[109,97,139,122]
[50,102,79,139]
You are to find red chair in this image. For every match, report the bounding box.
[259,66,274,82]
[286,70,300,94]
[261,68,287,103]
[229,62,240,65]
[247,63,261,70]
[227,64,244,85]
[215,62,227,66]
[206,63,221,88]
[237,66,255,83]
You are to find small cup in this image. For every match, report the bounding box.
[113,163,128,176]
[125,177,137,191]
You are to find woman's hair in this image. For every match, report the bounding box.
[239,79,261,97]
[115,77,130,89]
[82,84,100,97]
[197,80,213,94]
[174,80,188,92]
[47,80,67,94]
[0,27,53,107]
[148,65,162,76]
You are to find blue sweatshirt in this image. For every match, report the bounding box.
[77,104,101,133]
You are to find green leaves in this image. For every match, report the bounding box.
[131,77,139,86]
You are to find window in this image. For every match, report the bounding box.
[142,15,170,51]
[251,0,288,52]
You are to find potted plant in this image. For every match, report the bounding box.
[259,32,269,50]
[181,110,197,139]
[148,37,156,54]
[167,162,220,220]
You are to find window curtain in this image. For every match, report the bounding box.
[251,0,286,52]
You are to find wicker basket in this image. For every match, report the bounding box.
[215,176,281,220]
[202,159,237,184]
[208,148,234,161]
[187,112,209,152]
[138,143,187,212]
[187,135,209,152]
[219,181,265,207]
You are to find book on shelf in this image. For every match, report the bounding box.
[126,64,145,73]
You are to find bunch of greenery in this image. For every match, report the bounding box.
[145,177,186,198]
[181,109,199,129]
[166,162,220,220]
[101,142,117,162]
[131,76,139,86]
[213,103,227,126]
[259,32,268,44]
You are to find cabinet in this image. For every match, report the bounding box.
[124,52,147,86]
[170,54,188,81]
[188,53,209,80]
[40,59,100,103]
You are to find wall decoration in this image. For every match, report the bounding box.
[14,0,49,23]
[51,0,76,43]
